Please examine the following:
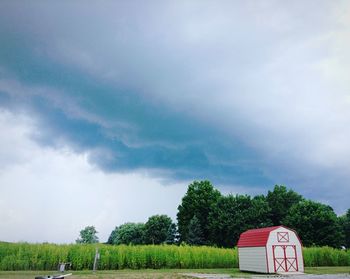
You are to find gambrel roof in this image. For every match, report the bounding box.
[237,226,291,247]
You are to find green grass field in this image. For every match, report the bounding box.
[0,267,349,279]
[0,269,234,279]
[0,243,236,270]
[305,266,350,274]
[0,242,349,278]
[1,242,349,271]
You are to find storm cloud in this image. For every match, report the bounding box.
[0,0,350,241]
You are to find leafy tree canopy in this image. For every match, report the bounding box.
[177,180,221,243]
[187,215,204,246]
[165,223,179,245]
[105,181,347,249]
[76,226,99,244]
[338,209,350,248]
[208,194,272,247]
[113,222,145,245]
[107,226,119,245]
[267,185,303,225]
[345,209,350,248]
[144,215,173,244]
[283,200,343,247]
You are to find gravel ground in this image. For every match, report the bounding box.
[256,275,350,279]
[181,274,350,279]
[261,275,350,279]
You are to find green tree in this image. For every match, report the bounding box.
[283,200,343,247]
[339,209,350,248]
[252,195,273,227]
[187,215,204,245]
[144,215,173,244]
[266,185,303,225]
[208,194,272,247]
[177,180,221,243]
[107,226,119,244]
[165,223,179,244]
[114,223,145,245]
[345,209,350,248]
[76,226,99,244]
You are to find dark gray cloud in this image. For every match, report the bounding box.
[1,0,350,213]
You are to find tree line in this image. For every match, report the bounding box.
[77,181,350,248]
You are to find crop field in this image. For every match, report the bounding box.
[0,242,349,271]
[0,243,236,271]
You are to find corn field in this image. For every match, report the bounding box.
[303,246,350,267]
[0,242,348,271]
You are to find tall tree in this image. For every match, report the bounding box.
[339,209,350,248]
[345,209,350,248]
[114,223,145,245]
[76,226,99,244]
[252,195,273,227]
[266,185,303,225]
[187,215,204,245]
[144,215,173,244]
[283,200,343,247]
[177,180,221,243]
[208,194,272,247]
[165,223,179,245]
[107,226,119,244]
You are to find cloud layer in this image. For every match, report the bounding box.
[0,109,187,242]
[0,0,350,242]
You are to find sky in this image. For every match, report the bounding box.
[0,0,349,243]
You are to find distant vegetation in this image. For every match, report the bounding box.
[1,181,349,271]
[76,226,99,244]
[99,181,349,248]
[1,242,349,271]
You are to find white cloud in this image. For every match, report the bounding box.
[0,110,187,243]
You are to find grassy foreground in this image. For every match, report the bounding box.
[0,269,241,279]
[0,267,349,278]
[305,266,350,274]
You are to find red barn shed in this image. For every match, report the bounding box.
[237,226,304,273]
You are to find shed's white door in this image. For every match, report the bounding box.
[272,245,298,272]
